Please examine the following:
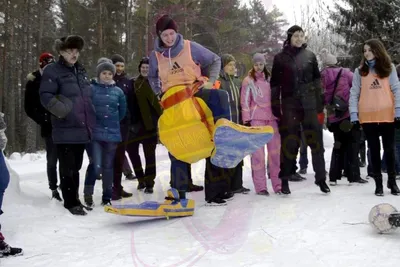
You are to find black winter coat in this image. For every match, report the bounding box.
[270,45,324,119]
[39,57,96,144]
[114,72,133,126]
[24,70,52,138]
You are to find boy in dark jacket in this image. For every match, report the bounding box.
[216,54,250,194]
[40,35,96,215]
[110,54,134,200]
[24,52,62,201]
[128,57,162,194]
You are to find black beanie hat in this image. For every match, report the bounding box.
[111,54,125,64]
[138,57,149,72]
[284,25,305,47]
[156,15,178,37]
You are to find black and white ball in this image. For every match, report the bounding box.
[368,203,398,234]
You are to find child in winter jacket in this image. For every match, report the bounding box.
[0,113,23,257]
[84,58,127,206]
[240,53,282,195]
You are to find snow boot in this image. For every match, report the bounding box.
[257,190,269,196]
[144,187,154,194]
[374,176,384,196]
[188,184,204,192]
[281,179,291,194]
[121,189,133,198]
[387,177,400,196]
[52,190,62,202]
[388,212,400,227]
[84,195,94,208]
[315,180,330,193]
[0,241,23,258]
[68,205,87,216]
[221,192,234,201]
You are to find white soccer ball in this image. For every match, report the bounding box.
[368,203,398,234]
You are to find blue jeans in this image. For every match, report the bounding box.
[84,141,117,201]
[169,89,231,195]
[0,152,10,215]
[299,129,308,170]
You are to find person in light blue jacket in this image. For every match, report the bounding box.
[349,39,400,196]
[84,58,127,207]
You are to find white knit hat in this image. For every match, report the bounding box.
[320,48,337,66]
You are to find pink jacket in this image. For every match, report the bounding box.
[240,72,276,122]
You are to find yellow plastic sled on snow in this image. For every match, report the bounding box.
[104,188,195,219]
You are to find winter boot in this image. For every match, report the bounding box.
[232,187,251,194]
[281,179,291,195]
[137,182,146,190]
[387,177,400,196]
[68,205,87,216]
[315,180,330,193]
[84,195,94,208]
[374,176,384,196]
[52,190,62,202]
[388,212,400,227]
[188,184,204,192]
[144,187,154,194]
[298,168,307,175]
[125,173,136,180]
[0,241,23,258]
[257,190,269,196]
[121,189,133,198]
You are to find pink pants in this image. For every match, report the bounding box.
[250,120,281,193]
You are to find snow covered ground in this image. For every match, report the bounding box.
[1,131,400,267]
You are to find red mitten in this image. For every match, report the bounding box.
[317,113,325,125]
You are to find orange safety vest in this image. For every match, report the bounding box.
[358,72,394,123]
[155,40,202,93]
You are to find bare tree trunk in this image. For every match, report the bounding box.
[144,0,149,55]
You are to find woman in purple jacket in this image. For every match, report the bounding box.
[320,50,367,185]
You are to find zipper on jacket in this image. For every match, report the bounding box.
[74,66,90,139]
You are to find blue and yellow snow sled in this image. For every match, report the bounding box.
[104,188,195,219]
[158,82,274,169]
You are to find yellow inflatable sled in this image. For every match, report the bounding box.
[158,82,275,168]
[104,188,195,219]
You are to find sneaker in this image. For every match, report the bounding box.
[144,187,154,194]
[0,240,23,258]
[84,195,94,208]
[221,192,234,201]
[101,199,112,206]
[206,198,227,206]
[329,180,337,186]
[232,187,250,194]
[257,190,269,196]
[52,190,62,202]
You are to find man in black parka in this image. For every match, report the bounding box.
[270,25,330,195]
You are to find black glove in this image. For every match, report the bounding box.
[351,120,360,130]
[130,123,141,134]
[395,117,400,129]
[243,121,251,127]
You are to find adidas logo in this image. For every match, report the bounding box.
[170,62,184,74]
[370,79,381,89]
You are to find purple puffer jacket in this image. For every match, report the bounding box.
[321,66,353,123]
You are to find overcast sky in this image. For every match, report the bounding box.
[241,0,330,27]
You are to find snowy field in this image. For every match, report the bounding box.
[1,131,400,267]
